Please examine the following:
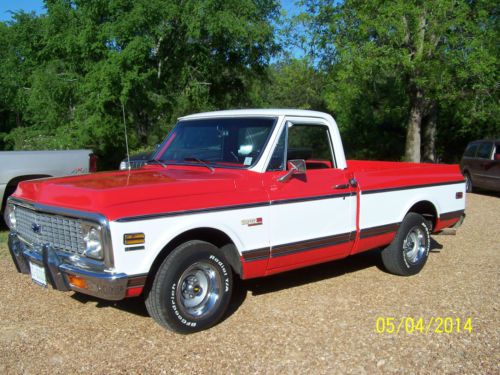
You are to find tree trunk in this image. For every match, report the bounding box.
[423,104,437,162]
[404,88,425,162]
[404,11,427,163]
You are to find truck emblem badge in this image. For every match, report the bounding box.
[31,223,41,234]
[241,218,263,227]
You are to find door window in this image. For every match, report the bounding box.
[267,123,335,171]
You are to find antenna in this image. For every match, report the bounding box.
[121,101,131,171]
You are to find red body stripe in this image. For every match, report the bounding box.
[352,232,397,255]
[14,162,463,222]
[241,257,268,279]
[434,217,461,232]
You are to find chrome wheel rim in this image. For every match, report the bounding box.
[403,226,427,265]
[176,261,222,319]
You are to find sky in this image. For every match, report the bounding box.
[0,0,45,21]
[0,0,302,22]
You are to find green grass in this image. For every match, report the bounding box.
[0,231,9,259]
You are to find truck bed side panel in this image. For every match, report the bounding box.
[348,160,465,254]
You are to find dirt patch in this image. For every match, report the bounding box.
[0,193,498,374]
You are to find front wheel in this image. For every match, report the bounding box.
[145,240,233,333]
[381,213,430,276]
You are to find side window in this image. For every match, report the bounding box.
[495,144,500,161]
[288,124,334,169]
[477,142,493,159]
[463,143,478,157]
[267,123,336,171]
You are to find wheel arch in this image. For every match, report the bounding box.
[144,227,243,295]
[405,200,438,232]
[2,174,52,211]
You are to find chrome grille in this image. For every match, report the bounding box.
[14,206,86,254]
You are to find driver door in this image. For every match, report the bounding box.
[263,120,357,272]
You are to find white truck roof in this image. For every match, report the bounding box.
[179,109,335,121]
[180,109,346,171]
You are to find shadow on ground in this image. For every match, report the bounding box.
[69,249,386,321]
[68,239,446,323]
[71,293,150,317]
[470,190,500,198]
[244,248,383,296]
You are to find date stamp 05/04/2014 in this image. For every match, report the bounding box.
[375,317,473,334]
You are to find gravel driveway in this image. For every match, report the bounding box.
[0,193,498,374]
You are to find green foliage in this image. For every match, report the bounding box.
[0,230,8,259]
[0,0,279,168]
[296,0,499,161]
[257,58,328,110]
[0,0,497,165]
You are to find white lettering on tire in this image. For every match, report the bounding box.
[209,255,230,292]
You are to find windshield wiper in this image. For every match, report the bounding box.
[183,157,214,172]
[146,159,168,168]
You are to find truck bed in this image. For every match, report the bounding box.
[347,160,464,193]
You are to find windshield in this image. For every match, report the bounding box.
[154,117,277,169]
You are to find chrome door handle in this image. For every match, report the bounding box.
[334,178,358,189]
[334,184,350,189]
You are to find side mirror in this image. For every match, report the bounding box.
[278,159,306,183]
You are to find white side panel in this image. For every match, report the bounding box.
[360,182,466,229]
[269,196,356,247]
[108,206,269,275]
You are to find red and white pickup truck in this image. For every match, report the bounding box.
[5,109,465,333]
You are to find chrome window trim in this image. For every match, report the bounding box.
[280,117,338,169]
[7,197,115,269]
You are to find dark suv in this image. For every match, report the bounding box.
[461,140,500,192]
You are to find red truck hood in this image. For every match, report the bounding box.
[14,166,260,221]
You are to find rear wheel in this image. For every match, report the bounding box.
[145,240,233,333]
[381,213,430,276]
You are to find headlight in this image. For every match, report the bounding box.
[4,204,16,230]
[82,224,103,260]
[119,161,128,170]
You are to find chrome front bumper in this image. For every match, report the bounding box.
[8,232,131,301]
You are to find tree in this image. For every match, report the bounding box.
[298,0,498,162]
[255,58,328,110]
[0,0,280,168]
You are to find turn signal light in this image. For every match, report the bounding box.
[124,233,145,245]
[68,275,87,289]
[126,286,144,298]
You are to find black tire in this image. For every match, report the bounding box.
[381,213,431,276]
[1,185,17,228]
[145,240,233,333]
[464,172,473,193]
